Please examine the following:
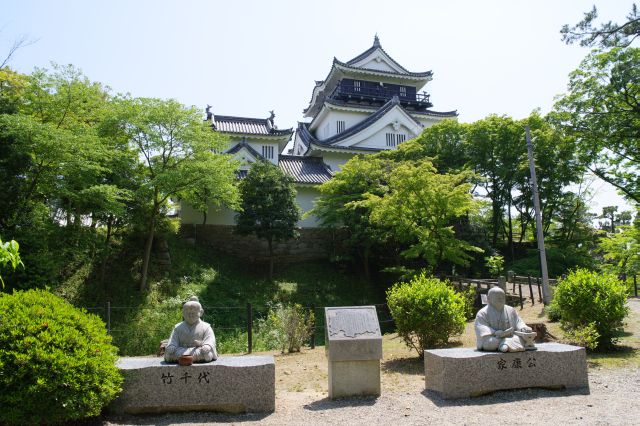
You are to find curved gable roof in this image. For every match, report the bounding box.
[298,97,424,152]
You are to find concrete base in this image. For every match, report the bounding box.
[329,360,380,399]
[110,356,275,414]
[424,343,588,399]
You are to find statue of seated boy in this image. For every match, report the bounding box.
[164,296,218,363]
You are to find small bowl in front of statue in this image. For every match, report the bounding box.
[178,355,193,366]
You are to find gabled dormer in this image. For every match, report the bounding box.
[206,107,293,166]
[303,35,434,118]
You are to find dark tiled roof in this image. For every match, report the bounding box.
[324,98,458,117]
[345,35,426,77]
[279,155,333,184]
[333,58,433,78]
[212,115,293,137]
[226,139,264,159]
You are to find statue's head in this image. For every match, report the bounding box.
[182,296,204,326]
[487,286,506,311]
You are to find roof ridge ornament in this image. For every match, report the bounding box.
[373,34,381,47]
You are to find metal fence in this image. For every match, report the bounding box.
[84,302,394,354]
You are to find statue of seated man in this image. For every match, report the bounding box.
[165,296,218,363]
[474,286,535,352]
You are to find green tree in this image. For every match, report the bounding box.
[466,115,526,257]
[561,4,640,48]
[106,97,235,290]
[235,161,300,280]
[0,238,23,287]
[553,47,640,203]
[180,154,240,226]
[311,155,394,279]
[366,160,481,270]
[600,224,640,277]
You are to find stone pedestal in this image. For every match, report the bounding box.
[424,343,588,399]
[325,306,382,399]
[110,356,275,414]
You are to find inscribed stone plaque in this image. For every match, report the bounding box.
[324,306,382,361]
[326,306,381,339]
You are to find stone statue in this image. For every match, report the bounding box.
[165,296,218,363]
[474,287,536,352]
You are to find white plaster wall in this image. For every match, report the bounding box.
[296,186,322,228]
[314,110,370,141]
[181,187,324,228]
[180,202,237,226]
[321,151,356,172]
[358,58,398,73]
[414,116,445,129]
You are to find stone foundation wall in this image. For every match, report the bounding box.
[180,224,342,262]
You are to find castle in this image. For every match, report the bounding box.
[180,36,457,229]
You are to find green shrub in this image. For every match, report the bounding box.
[562,323,600,350]
[544,302,562,322]
[386,274,467,358]
[550,269,629,349]
[0,289,123,425]
[261,303,314,353]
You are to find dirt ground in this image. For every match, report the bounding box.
[104,299,640,425]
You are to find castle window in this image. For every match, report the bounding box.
[336,120,345,134]
[262,145,274,159]
[386,133,396,147]
[399,86,407,97]
[386,133,406,147]
[354,80,361,92]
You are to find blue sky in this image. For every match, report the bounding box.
[1,0,634,214]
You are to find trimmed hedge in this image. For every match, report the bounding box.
[0,289,122,424]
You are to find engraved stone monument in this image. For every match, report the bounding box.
[325,306,382,399]
[424,287,588,399]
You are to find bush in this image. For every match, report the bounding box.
[386,274,467,358]
[261,303,314,353]
[550,269,629,349]
[0,289,123,425]
[563,323,600,350]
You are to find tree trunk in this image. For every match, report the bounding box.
[507,197,514,261]
[491,197,501,247]
[268,237,274,281]
[140,204,158,291]
[99,214,113,289]
[202,210,207,226]
[362,244,371,282]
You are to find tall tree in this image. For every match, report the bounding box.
[366,160,481,270]
[561,4,640,48]
[106,97,235,290]
[311,155,395,280]
[553,47,640,204]
[235,160,300,281]
[466,115,526,257]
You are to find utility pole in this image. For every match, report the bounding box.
[525,126,551,305]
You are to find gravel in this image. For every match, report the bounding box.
[103,365,640,425]
[103,299,640,426]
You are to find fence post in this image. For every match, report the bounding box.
[634,275,637,298]
[247,303,253,354]
[518,282,523,309]
[528,275,535,306]
[537,276,542,302]
[106,301,111,334]
[310,304,316,349]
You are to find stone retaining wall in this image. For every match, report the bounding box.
[180,224,343,262]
